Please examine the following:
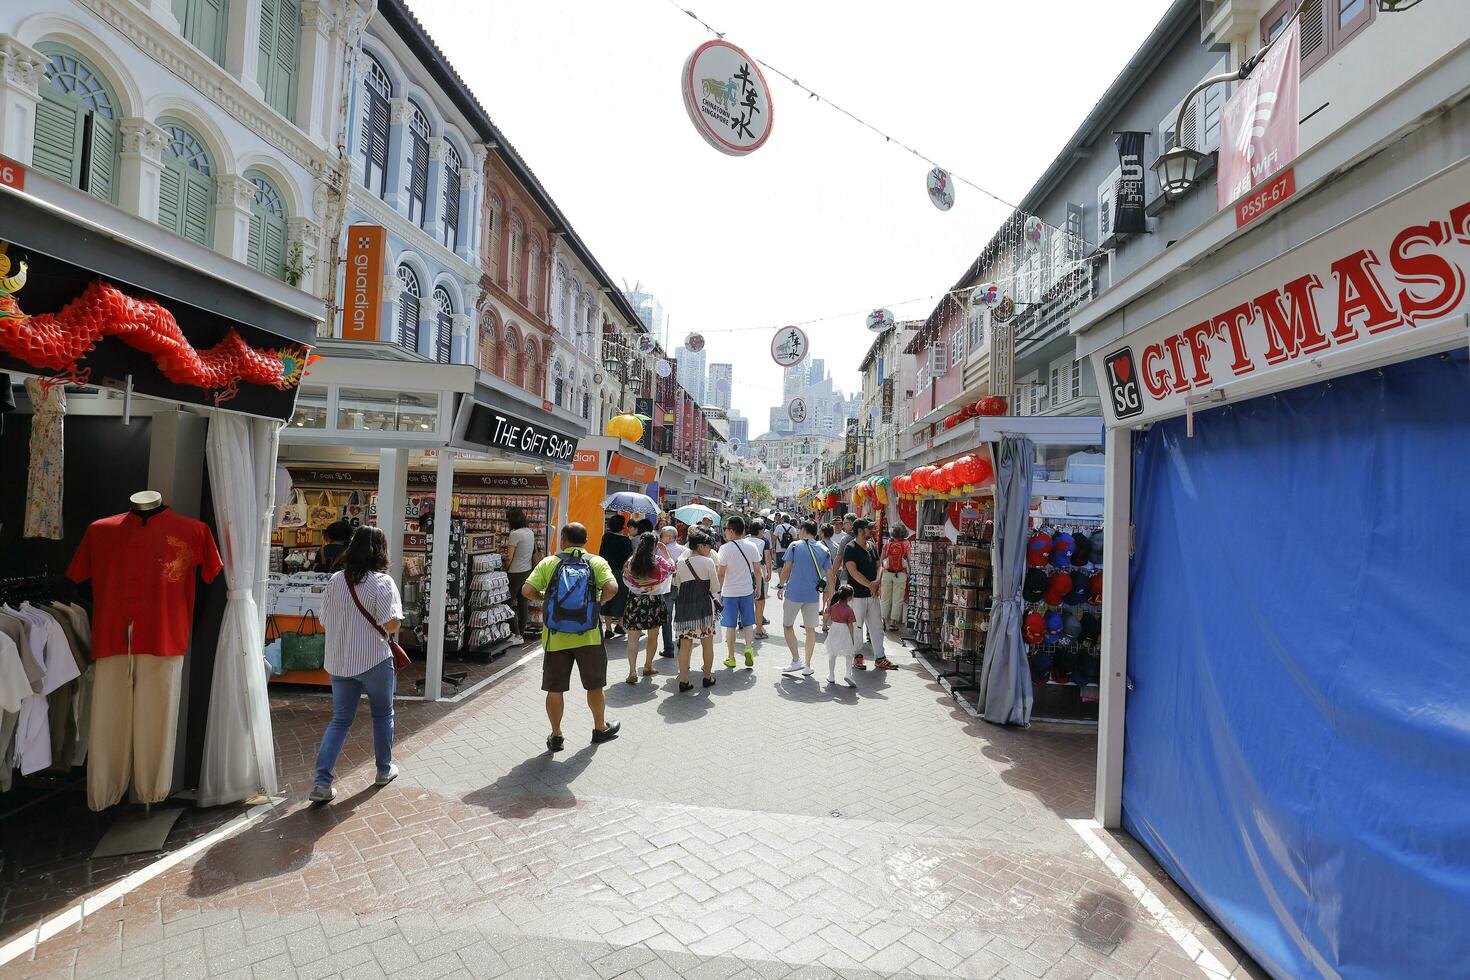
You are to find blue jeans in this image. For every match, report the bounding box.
[314,659,395,786]
[661,593,676,653]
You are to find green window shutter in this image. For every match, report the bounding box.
[32,96,83,187]
[273,0,300,119]
[158,165,184,235]
[176,0,228,66]
[247,212,263,271]
[86,113,118,204]
[182,172,213,246]
[262,218,287,280]
[257,0,276,91]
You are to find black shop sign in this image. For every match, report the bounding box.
[453,395,578,465]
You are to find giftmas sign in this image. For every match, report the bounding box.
[682,40,773,156]
[1090,163,1470,427]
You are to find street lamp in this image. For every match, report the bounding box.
[1151,142,1207,200]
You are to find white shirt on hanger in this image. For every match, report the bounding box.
[15,603,80,695]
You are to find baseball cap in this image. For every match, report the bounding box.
[1044,611,1064,644]
[1027,532,1052,567]
[1080,611,1101,643]
[1045,571,1072,605]
[1090,529,1105,562]
[1030,649,1053,676]
[1051,532,1075,566]
[1023,567,1049,603]
[1068,570,1091,605]
[1063,611,1083,639]
[1024,612,1046,644]
[1090,571,1103,604]
[1071,533,1092,566]
[852,518,872,531]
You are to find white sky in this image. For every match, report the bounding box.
[407,0,1176,435]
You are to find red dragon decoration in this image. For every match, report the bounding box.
[0,242,312,404]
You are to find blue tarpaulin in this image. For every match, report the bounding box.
[1123,349,1470,979]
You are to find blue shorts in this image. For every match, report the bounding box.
[720,593,756,629]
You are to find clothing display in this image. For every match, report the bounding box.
[0,598,93,789]
[23,378,64,539]
[67,507,223,658]
[87,653,183,810]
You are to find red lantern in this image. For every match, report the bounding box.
[898,496,918,529]
[913,465,938,491]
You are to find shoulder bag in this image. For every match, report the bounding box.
[347,577,410,673]
[279,488,308,529]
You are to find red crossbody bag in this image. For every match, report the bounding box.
[347,578,410,673]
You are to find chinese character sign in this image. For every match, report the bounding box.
[1219,18,1299,210]
[681,40,774,156]
[771,325,808,368]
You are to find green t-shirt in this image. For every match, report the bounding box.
[526,548,616,651]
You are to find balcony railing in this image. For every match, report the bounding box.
[1012,267,1094,357]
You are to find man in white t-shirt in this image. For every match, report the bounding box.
[655,526,687,658]
[715,514,762,669]
[746,520,774,639]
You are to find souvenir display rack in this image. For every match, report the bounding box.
[465,535,520,652]
[907,533,949,652]
[939,525,994,695]
[1023,517,1105,720]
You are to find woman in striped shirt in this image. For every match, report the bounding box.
[309,526,404,804]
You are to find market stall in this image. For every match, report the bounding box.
[0,172,318,820]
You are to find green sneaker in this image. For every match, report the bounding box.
[743,647,755,668]
[723,654,737,669]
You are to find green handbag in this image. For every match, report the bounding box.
[281,610,327,672]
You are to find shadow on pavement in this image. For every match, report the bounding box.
[462,744,598,818]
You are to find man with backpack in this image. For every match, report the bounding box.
[772,513,797,567]
[521,523,622,752]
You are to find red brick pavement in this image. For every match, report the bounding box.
[0,635,1264,979]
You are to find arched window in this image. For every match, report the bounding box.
[432,285,453,364]
[568,280,581,341]
[244,170,288,281]
[405,103,430,227]
[173,0,227,66]
[551,261,566,329]
[257,0,301,117]
[360,54,391,196]
[581,304,595,356]
[552,358,565,408]
[477,315,497,374]
[508,218,523,298]
[396,264,421,353]
[441,142,461,249]
[158,119,215,246]
[486,190,502,271]
[502,325,522,386]
[33,44,120,203]
[527,240,542,314]
[523,336,540,395]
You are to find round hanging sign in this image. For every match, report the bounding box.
[992,295,1017,323]
[927,167,955,211]
[866,308,895,332]
[1023,215,1045,251]
[654,359,673,379]
[771,325,808,368]
[635,333,657,355]
[681,40,773,156]
[969,283,1000,308]
[684,332,705,353]
[788,397,808,424]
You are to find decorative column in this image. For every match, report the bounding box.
[118,118,167,221]
[0,36,44,167]
[223,0,265,98]
[215,174,256,263]
[286,215,322,294]
[383,97,409,211]
[297,0,334,138]
[417,300,435,359]
[456,149,482,264]
[424,136,447,243]
[460,283,481,365]
[450,312,472,365]
[381,271,402,344]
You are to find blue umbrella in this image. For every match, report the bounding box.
[674,503,721,526]
[601,491,659,517]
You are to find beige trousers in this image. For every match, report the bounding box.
[88,655,183,811]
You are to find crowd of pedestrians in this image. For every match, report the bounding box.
[307,507,911,800]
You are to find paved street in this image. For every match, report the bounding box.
[2,635,1259,979]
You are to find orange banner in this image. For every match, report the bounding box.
[342,224,386,341]
[572,449,601,472]
[608,452,656,484]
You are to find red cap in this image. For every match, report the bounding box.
[1024,612,1046,644]
[1090,571,1103,604]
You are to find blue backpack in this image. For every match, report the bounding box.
[543,551,599,633]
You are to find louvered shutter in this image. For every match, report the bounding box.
[442,166,460,248]
[1301,0,1326,66]
[398,294,420,352]
[437,311,452,363]
[247,212,263,271]
[86,113,117,203]
[272,0,299,118]
[262,220,287,280]
[257,0,275,93]
[408,136,428,225]
[182,173,212,246]
[181,0,228,66]
[158,166,184,235]
[363,92,388,194]
[32,97,83,187]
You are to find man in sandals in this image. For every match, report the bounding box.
[777,520,830,675]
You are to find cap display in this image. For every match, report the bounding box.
[1023,567,1049,603]
[1090,529,1105,563]
[1051,532,1075,566]
[1027,532,1052,567]
[1080,611,1101,643]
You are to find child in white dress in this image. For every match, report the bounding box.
[825,585,857,687]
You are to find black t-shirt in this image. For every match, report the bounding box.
[600,533,634,583]
[843,541,879,599]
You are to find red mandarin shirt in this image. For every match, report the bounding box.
[67,508,223,659]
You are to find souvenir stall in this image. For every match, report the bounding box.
[0,175,318,830]
[276,358,579,699]
[1075,150,1470,977]
[567,432,659,553]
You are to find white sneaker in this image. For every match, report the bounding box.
[374,763,399,786]
[844,673,857,688]
[784,660,804,673]
[827,673,836,683]
[801,666,814,677]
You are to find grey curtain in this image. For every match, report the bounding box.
[978,435,1034,725]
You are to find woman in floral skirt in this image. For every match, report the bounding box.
[622,531,674,684]
[672,529,723,693]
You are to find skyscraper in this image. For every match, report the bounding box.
[728,411,748,446]
[622,283,665,338]
[707,363,733,409]
[676,345,706,404]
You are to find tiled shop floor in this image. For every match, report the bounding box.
[0,636,1263,978]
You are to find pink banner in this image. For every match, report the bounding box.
[1219,19,1299,210]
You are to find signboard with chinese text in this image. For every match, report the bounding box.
[681,40,773,156]
[771,325,808,367]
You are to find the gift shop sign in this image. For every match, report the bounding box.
[453,396,578,465]
[1090,163,1470,427]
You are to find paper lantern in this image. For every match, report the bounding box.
[943,415,959,429]
[875,478,890,506]
[1023,215,1045,251]
[913,465,938,492]
[970,282,1000,308]
[606,413,644,441]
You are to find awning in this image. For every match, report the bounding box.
[0,179,319,420]
[449,382,583,467]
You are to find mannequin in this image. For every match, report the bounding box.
[68,490,222,810]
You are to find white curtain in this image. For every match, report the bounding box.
[977,436,1035,726]
[198,414,280,806]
